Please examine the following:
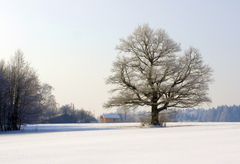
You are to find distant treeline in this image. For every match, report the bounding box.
[46,104,97,124]
[114,105,240,123]
[0,51,96,131]
[173,105,240,122]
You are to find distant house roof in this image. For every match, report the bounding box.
[101,114,120,119]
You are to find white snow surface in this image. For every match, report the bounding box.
[0,122,240,164]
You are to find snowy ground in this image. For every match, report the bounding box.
[0,123,240,164]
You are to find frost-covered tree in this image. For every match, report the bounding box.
[105,25,212,125]
[38,83,58,122]
[0,50,62,131]
[6,51,42,130]
[0,50,53,130]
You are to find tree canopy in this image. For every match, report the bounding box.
[105,25,212,125]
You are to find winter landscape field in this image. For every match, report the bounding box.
[0,123,240,164]
[1,1,240,164]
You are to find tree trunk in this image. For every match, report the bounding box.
[12,88,21,130]
[151,105,160,125]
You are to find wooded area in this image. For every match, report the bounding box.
[0,51,96,131]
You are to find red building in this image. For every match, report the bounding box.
[100,114,121,123]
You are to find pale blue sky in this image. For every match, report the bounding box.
[0,0,240,114]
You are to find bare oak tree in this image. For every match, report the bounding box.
[105,25,212,125]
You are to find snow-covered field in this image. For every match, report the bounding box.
[0,123,240,164]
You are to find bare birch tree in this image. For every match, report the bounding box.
[105,25,212,125]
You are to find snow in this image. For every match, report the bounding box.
[0,123,240,164]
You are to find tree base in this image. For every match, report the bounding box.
[150,122,166,127]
